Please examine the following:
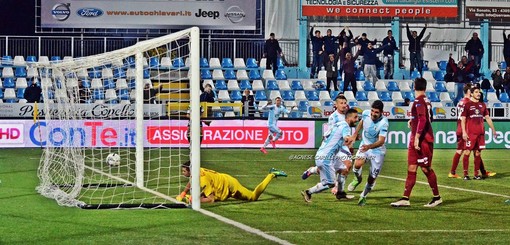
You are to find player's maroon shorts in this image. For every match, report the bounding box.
[465,134,485,151]
[456,134,465,150]
[408,141,434,167]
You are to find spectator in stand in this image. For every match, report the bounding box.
[263,33,283,75]
[504,66,510,95]
[504,30,510,66]
[492,69,505,99]
[354,33,377,69]
[403,98,411,106]
[323,29,339,67]
[200,83,216,103]
[382,30,399,79]
[241,89,255,119]
[338,27,354,75]
[341,44,362,96]
[363,42,388,85]
[406,23,427,77]
[24,80,42,103]
[325,54,338,93]
[143,82,157,104]
[78,80,91,103]
[309,25,324,79]
[465,32,484,76]
[449,53,475,105]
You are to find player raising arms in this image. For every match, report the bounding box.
[347,100,389,206]
[391,78,442,208]
[260,97,293,154]
[301,109,358,203]
[460,86,497,180]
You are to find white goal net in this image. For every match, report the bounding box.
[35,27,202,209]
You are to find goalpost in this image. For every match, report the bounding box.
[35,27,202,210]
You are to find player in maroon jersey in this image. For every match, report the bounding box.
[391,78,442,208]
[460,86,497,180]
[449,83,472,178]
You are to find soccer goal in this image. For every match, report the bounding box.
[35,27,202,210]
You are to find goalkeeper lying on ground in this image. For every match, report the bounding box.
[177,161,287,203]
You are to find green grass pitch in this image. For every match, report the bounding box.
[1,148,509,244]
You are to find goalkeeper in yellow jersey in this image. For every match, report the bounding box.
[176,161,287,203]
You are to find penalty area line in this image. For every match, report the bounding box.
[268,229,510,234]
[379,175,510,198]
[197,208,294,245]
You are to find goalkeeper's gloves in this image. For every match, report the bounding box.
[176,191,187,202]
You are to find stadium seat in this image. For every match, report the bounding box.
[434,70,446,81]
[439,92,453,104]
[224,70,236,80]
[230,90,243,101]
[212,69,224,80]
[492,102,504,108]
[294,91,307,101]
[410,70,421,80]
[208,58,221,69]
[444,102,454,107]
[356,91,368,101]
[118,89,130,100]
[103,79,116,89]
[355,70,365,81]
[221,58,234,68]
[3,77,15,88]
[246,58,258,69]
[239,80,252,90]
[266,80,279,90]
[202,79,215,90]
[277,57,285,69]
[379,91,392,101]
[49,56,61,63]
[323,101,333,107]
[438,60,448,71]
[148,57,160,68]
[315,80,327,91]
[0,89,3,99]
[262,70,275,80]
[499,92,509,102]
[143,69,151,79]
[426,92,441,102]
[445,82,455,93]
[306,91,319,101]
[348,101,358,107]
[291,80,304,90]
[26,67,39,78]
[14,67,26,78]
[427,60,440,71]
[298,101,309,112]
[319,90,331,101]
[201,70,213,80]
[172,58,185,68]
[248,70,261,80]
[383,101,395,108]
[367,91,380,101]
[16,88,26,99]
[113,68,126,78]
[125,79,135,90]
[344,91,356,101]
[434,82,448,92]
[422,71,434,81]
[391,91,404,103]
[330,90,340,99]
[275,69,287,80]
[363,81,376,91]
[227,80,240,91]
[215,80,227,90]
[399,81,412,92]
[387,81,400,91]
[281,90,295,101]
[252,80,264,91]
[303,80,315,91]
[234,58,246,69]
[90,79,103,90]
[92,89,105,100]
[3,88,16,100]
[254,90,267,101]
[289,111,303,118]
[217,90,230,101]
[236,70,249,80]
[67,78,79,89]
[2,56,13,66]
[259,58,267,68]
[317,70,327,80]
[15,78,28,89]
[2,67,14,78]
[375,81,386,91]
[115,79,128,90]
[160,57,172,68]
[269,90,281,100]
[13,56,25,67]
[88,68,101,79]
[278,80,291,90]
[426,82,435,92]
[105,89,117,101]
[501,61,507,70]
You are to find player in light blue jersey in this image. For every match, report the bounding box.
[301,109,359,203]
[347,100,389,206]
[260,97,292,154]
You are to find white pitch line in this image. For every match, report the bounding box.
[197,208,294,245]
[379,175,510,198]
[268,229,510,234]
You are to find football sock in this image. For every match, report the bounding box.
[479,159,486,175]
[273,131,282,141]
[424,169,440,196]
[361,182,374,198]
[251,174,275,201]
[263,134,272,147]
[451,152,461,174]
[338,174,346,192]
[353,167,362,178]
[474,154,482,177]
[307,166,318,174]
[403,171,417,198]
[462,155,470,176]
[308,182,329,194]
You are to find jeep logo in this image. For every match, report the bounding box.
[195,9,220,19]
[77,8,104,18]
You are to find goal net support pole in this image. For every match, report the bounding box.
[189,27,201,210]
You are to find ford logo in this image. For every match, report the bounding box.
[76,8,103,18]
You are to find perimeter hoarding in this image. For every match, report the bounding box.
[41,0,256,30]
[466,0,510,22]
[301,0,458,18]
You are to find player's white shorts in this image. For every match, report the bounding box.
[334,146,352,170]
[355,147,385,179]
[316,159,342,186]
[268,125,281,134]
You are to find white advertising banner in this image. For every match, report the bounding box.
[0,120,315,148]
[41,0,256,30]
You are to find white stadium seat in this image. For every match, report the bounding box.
[212,69,224,80]
[294,91,307,101]
[15,78,28,89]
[262,69,275,80]
[209,58,221,69]
[252,80,265,91]
[269,90,281,100]
[344,91,356,101]
[91,78,103,89]
[236,70,249,80]
[234,58,246,68]
[202,79,215,90]
[227,80,240,91]
[278,80,291,91]
[27,67,39,78]
[116,79,128,89]
[13,56,26,66]
[302,80,315,91]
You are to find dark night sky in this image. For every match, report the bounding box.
[1,1,35,35]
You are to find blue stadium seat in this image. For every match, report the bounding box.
[103,79,116,89]
[306,91,319,101]
[15,67,27,78]
[403,91,415,101]
[143,69,150,79]
[51,56,61,62]
[229,90,242,101]
[224,70,236,80]
[248,70,261,80]
[500,93,509,102]
[16,88,26,99]
[330,90,340,99]
[172,58,185,68]
[434,71,445,81]
[298,101,309,112]
[128,79,136,89]
[281,90,295,101]
[88,69,102,79]
[221,58,234,68]
[275,69,287,80]
[438,60,448,71]
[348,101,358,107]
[0,89,3,99]
[289,111,303,118]
[492,102,503,108]
[82,79,91,88]
[213,112,223,118]
[363,81,376,91]
[266,80,279,90]
[434,82,447,92]
[26,56,37,64]
[323,101,333,106]
[215,80,227,90]
[291,80,304,90]
[387,81,400,91]
[254,90,267,101]
[200,58,209,68]
[355,70,365,81]
[113,68,126,78]
[239,80,252,90]
[93,89,105,100]
[501,61,507,70]
[246,58,258,68]
[262,111,270,118]
[2,56,13,66]
[46,90,55,100]
[410,70,421,80]
[107,99,119,104]
[356,91,368,101]
[338,81,345,90]
[444,102,454,107]
[315,80,327,91]
[427,92,441,102]
[3,78,15,88]
[149,57,160,68]
[277,58,285,69]
[201,70,212,79]
[379,91,392,101]
[118,89,130,100]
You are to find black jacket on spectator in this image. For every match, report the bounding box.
[362,46,386,65]
[264,39,282,58]
[355,37,376,56]
[323,35,338,54]
[503,31,510,58]
[465,38,484,56]
[406,24,426,53]
[382,36,399,56]
[24,84,42,103]
[338,29,353,52]
[200,91,216,102]
[309,27,324,53]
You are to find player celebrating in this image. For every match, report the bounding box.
[260,97,292,154]
[391,78,442,208]
[176,161,287,203]
[301,109,358,203]
[460,86,497,180]
[347,100,389,206]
